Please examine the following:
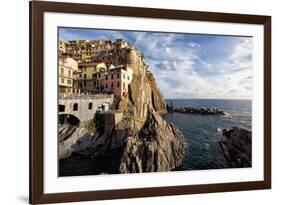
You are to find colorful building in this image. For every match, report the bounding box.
[59,39,137,98]
[58,57,78,93]
[59,39,131,65]
[73,62,107,93]
[58,40,68,55]
[99,65,133,98]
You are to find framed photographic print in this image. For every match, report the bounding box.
[29,0,271,204]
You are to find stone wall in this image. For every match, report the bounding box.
[103,112,124,127]
[59,95,114,122]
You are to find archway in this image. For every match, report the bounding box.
[73,103,78,111]
[88,102,93,110]
[59,114,80,126]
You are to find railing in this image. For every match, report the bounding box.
[74,77,101,80]
[59,93,114,100]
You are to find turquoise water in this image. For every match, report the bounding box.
[164,99,252,170]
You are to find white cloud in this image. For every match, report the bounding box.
[165,47,171,53]
[187,42,200,48]
[145,37,253,100]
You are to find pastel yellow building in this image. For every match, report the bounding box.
[66,40,91,63]
[59,40,68,55]
[73,62,107,93]
[78,62,107,79]
[59,58,78,93]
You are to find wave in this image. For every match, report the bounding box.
[217,127,223,133]
[221,112,232,118]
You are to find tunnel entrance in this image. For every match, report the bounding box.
[59,114,80,126]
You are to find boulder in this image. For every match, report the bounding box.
[219,127,252,168]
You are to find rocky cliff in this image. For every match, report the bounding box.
[219,127,252,168]
[115,48,185,173]
[59,46,186,174]
[118,110,186,173]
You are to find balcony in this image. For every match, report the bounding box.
[74,77,85,81]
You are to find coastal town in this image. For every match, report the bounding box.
[58,39,143,97]
[58,39,148,126]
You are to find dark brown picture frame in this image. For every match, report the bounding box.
[30,1,271,204]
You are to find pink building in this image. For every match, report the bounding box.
[97,65,133,98]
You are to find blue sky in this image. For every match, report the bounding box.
[59,27,253,99]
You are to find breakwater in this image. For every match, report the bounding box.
[167,103,225,115]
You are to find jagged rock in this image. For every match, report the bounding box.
[119,110,185,173]
[219,127,252,168]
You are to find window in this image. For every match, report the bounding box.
[111,82,114,88]
[61,78,64,83]
[73,103,78,111]
[59,105,65,112]
[123,74,125,79]
[127,76,129,80]
[98,73,101,78]
[84,74,87,79]
[111,74,114,79]
[68,70,71,78]
[123,82,125,88]
[79,74,82,78]
[88,103,93,110]
[60,67,64,76]
[67,79,72,85]
[84,81,86,86]
[117,73,120,78]
[117,82,120,87]
[105,75,108,80]
[105,83,108,88]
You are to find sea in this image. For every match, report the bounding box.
[164,99,252,171]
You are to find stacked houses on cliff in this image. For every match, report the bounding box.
[58,39,136,98]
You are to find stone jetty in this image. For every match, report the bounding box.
[167,103,225,115]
